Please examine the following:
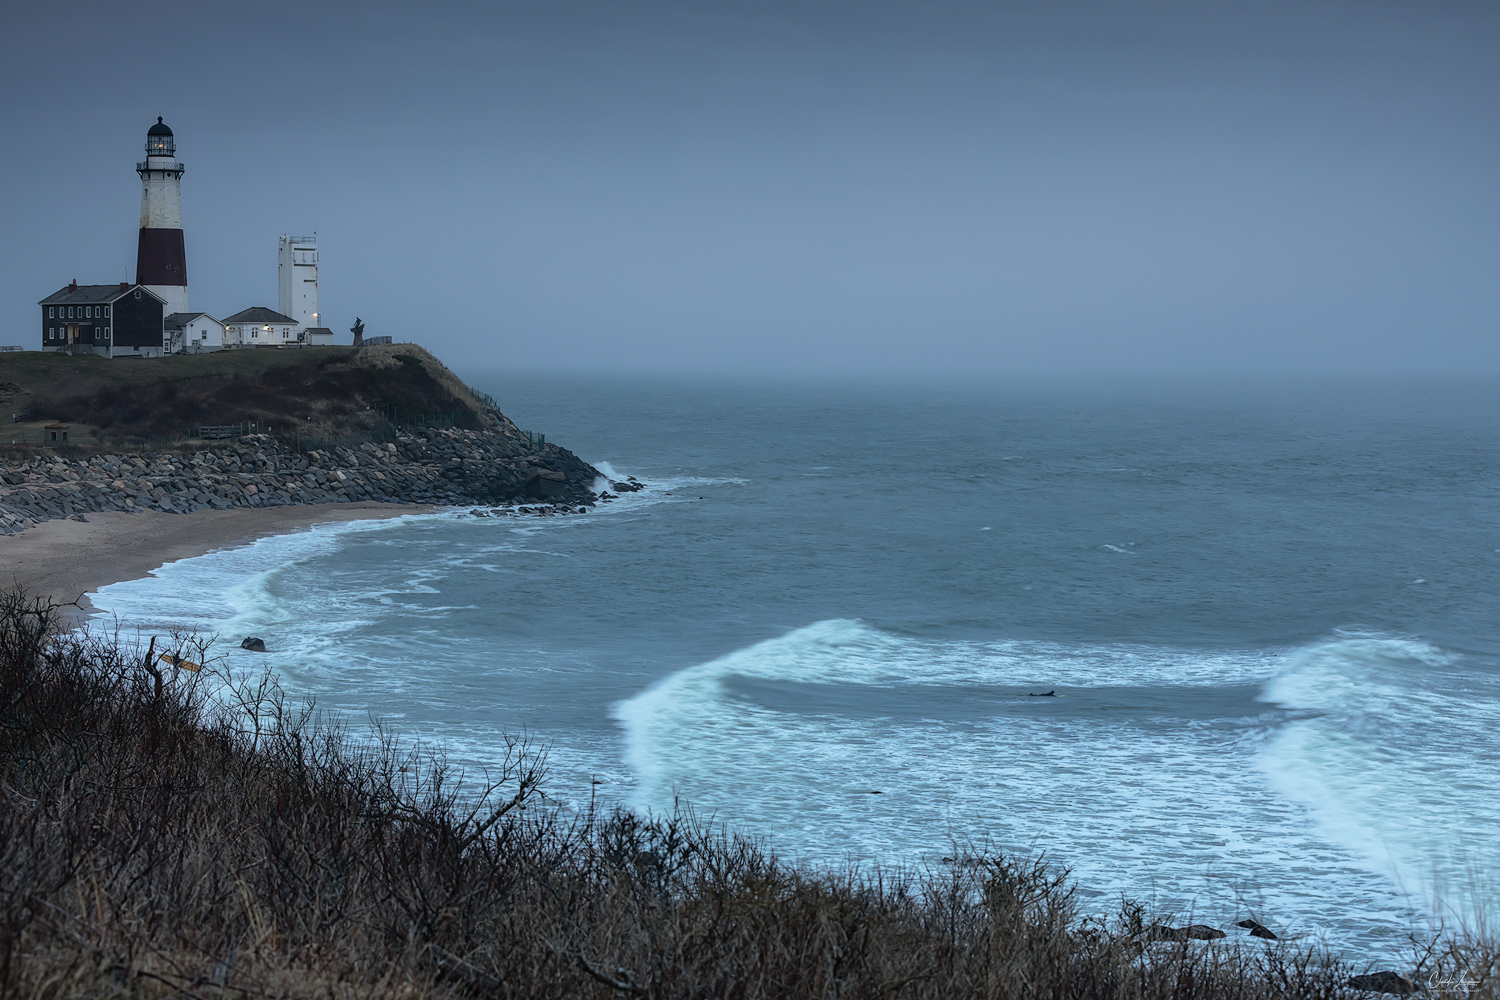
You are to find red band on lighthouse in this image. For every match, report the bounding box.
[136,228,187,286]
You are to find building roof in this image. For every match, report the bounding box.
[222,306,298,325]
[38,283,164,306]
[148,116,173,137]
[303,327,333,335]
[163,311,221,330]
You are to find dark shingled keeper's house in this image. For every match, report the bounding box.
[38,281,166,358]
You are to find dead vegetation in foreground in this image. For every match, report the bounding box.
[0,590,1493,999]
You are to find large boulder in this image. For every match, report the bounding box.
[1347,972,1418,995]
[240,637,267,652]
[523,468,566,499]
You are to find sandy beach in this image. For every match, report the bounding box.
[0,502,433,622]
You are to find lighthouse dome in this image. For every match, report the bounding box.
[145,117,175,157]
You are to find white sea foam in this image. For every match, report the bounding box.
[614,620,1495,956]
[87,473,728,734]
[90,513,432,635]
[585,461,736,500]
[89,473,713,632]
[1258,633,1500,931]
[87,520,1499,961]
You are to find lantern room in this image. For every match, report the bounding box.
[145,117,175,157]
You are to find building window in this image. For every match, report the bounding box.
[47,328,53,340]
[67,307,73,319]
[48,307,54,319]
[103,305,109,317]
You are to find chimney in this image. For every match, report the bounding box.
[120,281,128,292]
[69,279,77,291]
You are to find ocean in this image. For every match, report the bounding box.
[92,373,1500,962]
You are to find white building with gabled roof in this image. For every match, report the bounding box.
[164,311,225,353]
[222,306,301,347]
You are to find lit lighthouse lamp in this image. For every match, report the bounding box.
[136,117,189,316]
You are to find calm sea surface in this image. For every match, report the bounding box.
[94,374,1500,960]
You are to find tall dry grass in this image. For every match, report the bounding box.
[0,588,1493,999]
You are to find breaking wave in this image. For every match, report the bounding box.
[616,621,1495,957]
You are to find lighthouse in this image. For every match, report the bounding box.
[136,117,189,316]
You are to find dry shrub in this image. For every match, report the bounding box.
[0,588,1493,999]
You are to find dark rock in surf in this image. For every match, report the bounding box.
[1142,924,1226,942]
[240,637,267,652]
[1347,972,1418,995]
[1236,919,1277,940]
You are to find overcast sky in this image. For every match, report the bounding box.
[2,0,1496,377]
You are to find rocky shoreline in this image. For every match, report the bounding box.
[0,427,611,534]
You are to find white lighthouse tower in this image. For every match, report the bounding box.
[278,234,319,329]
[136,117,189,316]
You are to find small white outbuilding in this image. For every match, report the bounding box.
[221,306,303,347]
[164,312,226,353]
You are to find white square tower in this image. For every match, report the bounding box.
[277,234,319,329]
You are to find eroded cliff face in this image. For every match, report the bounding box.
[0,427,602,533]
